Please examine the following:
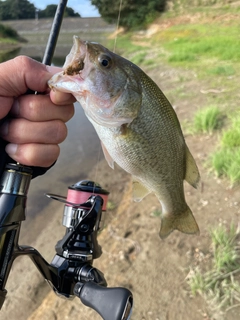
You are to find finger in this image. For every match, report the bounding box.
[11,95,75,122]
[0,118,68,144]
[5,143,60,167]
[50,90,76,105]
[0,96,14,119]
[46,65,62,74]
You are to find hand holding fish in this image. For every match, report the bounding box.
[0,56,75,167]
[49,37,200,239]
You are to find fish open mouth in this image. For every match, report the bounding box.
[63,36,87,76]
[63,60,84,75]
[48,36,91,92]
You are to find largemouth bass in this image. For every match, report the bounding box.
[49,36,200,239]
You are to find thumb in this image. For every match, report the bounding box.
[0,56,62,97]
[0,56,62,119]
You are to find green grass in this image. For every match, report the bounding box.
[151,21,240,82]
[211,225,239,272]
[221,117,240,148]
[108,33,144,56]
[210,114,240,185]
[130,51,147,65]
[0,23,26,62]
[187,224,240,312]
[161,24,240,64]
[211,148,240,186]
[151,209,161,217]
[0,23,26,43]
[168,52,197,63]
[107,200,116,210]
[0,23,18,40]
[0,37,18,44]
[193,106,223,134]
[207,65,235,76]
[222,131,240,148]
[142,58,156,67]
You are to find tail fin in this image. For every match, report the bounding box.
[159,206,200,239]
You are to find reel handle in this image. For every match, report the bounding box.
[74,282,133,320]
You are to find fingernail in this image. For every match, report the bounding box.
[0,121,9,136]
[5,144,17,156]
[11,100,20,116]
[46,65,62,74]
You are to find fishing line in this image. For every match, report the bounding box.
[113,0,123,53]
[92,141,103,194]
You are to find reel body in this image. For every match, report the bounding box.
[0,163,133,320]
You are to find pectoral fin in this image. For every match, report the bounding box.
[185,146,200,189]
[101,142,114,169]
[132,178,150,202]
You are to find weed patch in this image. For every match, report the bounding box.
[187,224,240,312]
[211,149,240,186]
[221,117,240,148]
[193,106,223,134]
[210,114,240,185]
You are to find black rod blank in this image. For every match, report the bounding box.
[42,0,68,65]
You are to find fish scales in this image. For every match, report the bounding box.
[48,36,200,239]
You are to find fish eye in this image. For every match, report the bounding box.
[98,55,112,68]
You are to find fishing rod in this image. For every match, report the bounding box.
[42,0,67,65]
[0,2,133,319]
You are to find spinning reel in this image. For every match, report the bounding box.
[0,163,133,320]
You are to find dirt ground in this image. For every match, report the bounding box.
[2,21,240,320]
